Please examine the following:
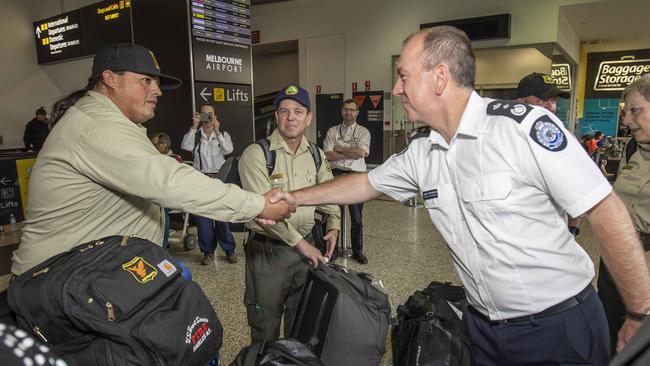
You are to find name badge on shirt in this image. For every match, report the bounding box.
[422,189,439,200]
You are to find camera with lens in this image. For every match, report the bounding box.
[199,112,213,123]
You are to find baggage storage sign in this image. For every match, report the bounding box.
[593,56,650,91]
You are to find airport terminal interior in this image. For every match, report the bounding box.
[1,0,650,365]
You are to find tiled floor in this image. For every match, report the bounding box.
[169,198,601,365]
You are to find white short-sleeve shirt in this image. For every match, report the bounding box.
[323,122,371,172]
[368,91,612,320]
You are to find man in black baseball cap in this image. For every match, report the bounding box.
[12,41,295,278]
[516,72,570,114]
[92,43,182,90]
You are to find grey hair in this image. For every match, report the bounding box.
[403,25,476,89]
[622,73,650,102]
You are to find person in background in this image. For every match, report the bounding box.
[182,104,239,265]
[598,74,650,356]
[287,26,650,364]
[515,72,570,115]
[23,106,50,152]
[323,98,371,264]
[238,85,340,342]
[11,43,294,276]
[516,72,582,236]
[150,131,182,248]
[151,131,182,162]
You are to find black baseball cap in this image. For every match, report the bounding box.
[274,85,311,110]
[516,72,570,99]
[92,43,182,90]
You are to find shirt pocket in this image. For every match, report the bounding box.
[459,173,514,219]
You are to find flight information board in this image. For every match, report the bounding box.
[191,0,252,84]
[34,0,133,64]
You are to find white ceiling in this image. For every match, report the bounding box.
[560,0,650,48]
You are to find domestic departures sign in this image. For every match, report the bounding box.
[33,0,133,64]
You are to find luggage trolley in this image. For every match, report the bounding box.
[166,210,198,251]
[166,160,198,251]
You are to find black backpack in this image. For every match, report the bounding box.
[392,281,471,366]
[8,235,223,366]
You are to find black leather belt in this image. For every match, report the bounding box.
[471,285,594,324]
[252,233,286,246]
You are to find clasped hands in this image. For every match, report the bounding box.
[255,188,298,225]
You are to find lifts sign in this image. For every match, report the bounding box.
[594,56,650,91]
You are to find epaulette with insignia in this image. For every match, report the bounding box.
[529,115,567,152]
[486,100,533,123]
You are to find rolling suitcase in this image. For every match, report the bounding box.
[289,263,390,366]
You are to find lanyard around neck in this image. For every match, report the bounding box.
[338,124,358,144]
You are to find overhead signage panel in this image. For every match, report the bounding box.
[585,49,650,99]
[593,57,650,91]
[191,0,252,84]
[551,63,571,91]
[33,0,133,64]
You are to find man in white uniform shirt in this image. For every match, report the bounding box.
[323,99,371,263]
[182,103,238,264]
[288,26,650,364]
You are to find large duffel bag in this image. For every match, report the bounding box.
[392,281,471,366]
[289,263,390,366]
[8,235,222,365]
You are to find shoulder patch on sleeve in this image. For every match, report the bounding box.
[529,115,567,152]
[486,100,532,123]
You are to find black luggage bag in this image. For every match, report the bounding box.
[230,338,324,366]
[8,235,223,366]
[392,281,471,366]
[289,263,390,366]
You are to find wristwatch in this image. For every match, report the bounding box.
[627,309,650,323]
[568,226,580,236]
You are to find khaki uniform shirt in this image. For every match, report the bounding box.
[614,141,650,234]
[12,91,264,275]
[239,130,340,246]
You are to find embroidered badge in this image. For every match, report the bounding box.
[186,317,213,352]
[486,100,532,123]
[422,189,439,200]
[285,85,299,95]
[529,115,567,151]
[122,256,158,283]
[157,259,178,278]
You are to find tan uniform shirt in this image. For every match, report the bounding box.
[12,91,265,275]
[239,130,340,246]
[614,141,650,234]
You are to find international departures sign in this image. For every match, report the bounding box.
[33,0,133,64]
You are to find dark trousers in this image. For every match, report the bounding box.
[465,287,610,366]
[332,169,364,255]
[244,235,308,342]
[195,215,236,255]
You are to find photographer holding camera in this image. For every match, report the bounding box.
[182,103,238,265]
